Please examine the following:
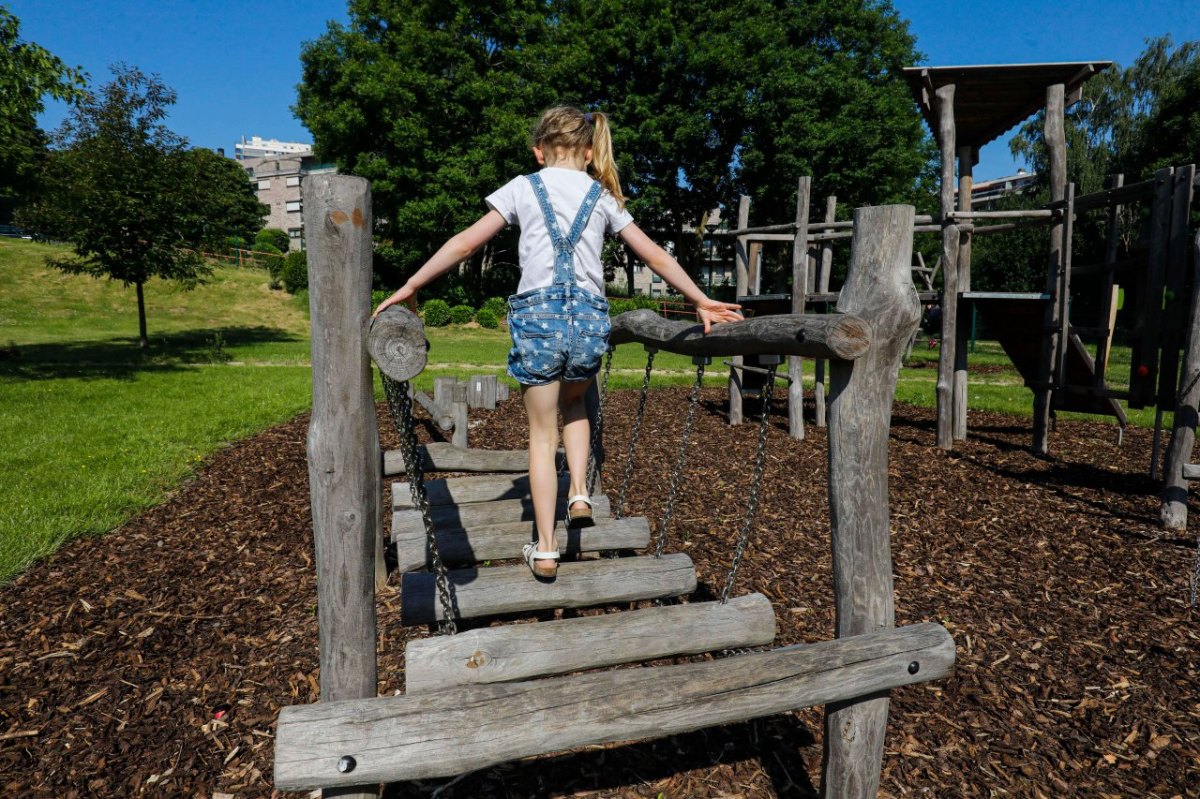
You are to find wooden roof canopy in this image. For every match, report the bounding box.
[903,62,1112,151]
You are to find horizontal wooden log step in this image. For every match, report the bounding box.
[274,622,955,790]
[394,515,651,573]
[383,442,565,476]
[1183,463,1200,480]
[394,473,565,508]
[392,495,610,527]
[405,593,776,693]
[400,553,697,626]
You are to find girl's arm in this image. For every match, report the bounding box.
[618,222,742,332]
[372,210,509,317]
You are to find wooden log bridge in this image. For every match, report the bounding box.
[610,308,870,361]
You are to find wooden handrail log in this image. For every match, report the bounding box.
[610,308,870,361]
[368,305,429,382]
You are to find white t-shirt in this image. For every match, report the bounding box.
[485,167,634,296]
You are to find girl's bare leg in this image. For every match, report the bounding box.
[522,381,562,553]
[559,379,592,512]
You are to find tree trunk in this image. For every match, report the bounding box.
[135,280,148,349]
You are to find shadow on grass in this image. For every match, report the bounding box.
[0,326,304,381]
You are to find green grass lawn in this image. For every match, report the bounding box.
[0,234,1162,582]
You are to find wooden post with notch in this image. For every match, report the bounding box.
[934,82,959,449]
[790,177,812,439]
[303,174,378,799]
[822,204,921,797]
[729,195,751,425]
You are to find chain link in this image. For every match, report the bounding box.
[586,348,615,497]
[1191,534,1200,606]
[382,374,457,635]
[721,363,777,604]
[655,359,707,558]
[615,348,656,519]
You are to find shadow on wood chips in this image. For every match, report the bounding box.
[1,388,1196,798]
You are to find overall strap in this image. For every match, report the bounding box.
[526,174,604,255]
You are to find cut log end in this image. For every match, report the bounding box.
[368,305,428,382]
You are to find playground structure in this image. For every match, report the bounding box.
[272,174,955,797]
[706,62,1200,531]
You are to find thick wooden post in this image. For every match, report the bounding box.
[953,145,974,440]
[822,204,920,798]
[304,174,378,799]
[1161,232,1200,529]
[451,383,469,448]
[730,195,751,425]
[934,83,959,449]
[790,177,812,439]
[1033,83,1066,454]
[1094,174,1124,388]
[815,195,836,428]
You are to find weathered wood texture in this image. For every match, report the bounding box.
[392,494,610,525]
[383,443,564,475]
[731,195,752,425]
[400,553,697,625]
[1131,168,1177,409]
[814,194,837,428]
[1160,232,1200,529]
[790,177,812,440]
[451,383,469,448]
[1094,174,1125,389]
[1156,165,1196,410]
[411,390,453,431]
[367,305,427,382]
[1032,83,1067,454]
[393,515,645,573]
[302,174,378,799]
[274,622,955,791]
[393,473,562,508]
[404,593,777,693]
[611,309,870,361]
[953,144,974,441]
[935,83,959,450]
[823,204,922,798]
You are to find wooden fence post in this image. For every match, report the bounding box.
[934,82,960,450]
[822,204,921,798]
[1160,231,1200,529]
[789,177,812,440]
[452,383,469,448]
[815,195,836,428]
[303,174,378,799]
[730,195,751,425]
[1032,83,1067,454]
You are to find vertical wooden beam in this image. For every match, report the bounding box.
[822,204,920,798]
[1032,83,1066,455]
[1156,164,1196,411]
[1131,168,1175,412]
[1056,183,1077,390]
[748,241,762,295]
[303,174,378,799]
[451,383,469,448]
[934,83,959,450]
[1160,231,1200,529]
[953,144,974,441]
[815,195,836,428]
[790,177,812,440]
[730,195,751,425]
[1093,174,1124,389]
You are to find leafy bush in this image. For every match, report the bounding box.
[609,295,661,317]
[449,304,475,325]
[282,250,308,294]
[421,299,451,327]
[255,228,290,253]
[474,307,499,329]
[481,296,507,317]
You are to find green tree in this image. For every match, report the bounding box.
[296,0,930,293]
[0,5,87,223]
[175,147,268,252]
[18,65,248,348]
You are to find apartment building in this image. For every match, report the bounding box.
[239,147,337,250]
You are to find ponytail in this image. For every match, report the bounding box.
[531,105,626,210]
[588,112,626,210]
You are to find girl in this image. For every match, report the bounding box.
[374,106,741,578]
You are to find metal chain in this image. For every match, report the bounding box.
[614,348,656,519]
[720,362,778,604]
[381,374,457,635]
[655,359,707,558]
[586,348,615,497]
[1191,534,1200,606]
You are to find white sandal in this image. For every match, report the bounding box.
[567,494,593,526]
[522,542,560,578]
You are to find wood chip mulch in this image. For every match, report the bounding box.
[1,388,1197,798]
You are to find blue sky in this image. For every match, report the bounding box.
[12,0,1200,180]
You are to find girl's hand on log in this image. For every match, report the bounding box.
[373,285,418,318]
[695,298,743,333]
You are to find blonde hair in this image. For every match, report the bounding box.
[531,105,626,210]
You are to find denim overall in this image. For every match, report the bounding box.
[506,174,612,386]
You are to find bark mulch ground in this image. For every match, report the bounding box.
[1,389,1197,798]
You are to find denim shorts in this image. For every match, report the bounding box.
[507,286,611,386]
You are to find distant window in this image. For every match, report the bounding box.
[286,176,301,187]
[651,273,662,283]
[288,228,303,238]
[286,200,302,213]
[257,179,271,190]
